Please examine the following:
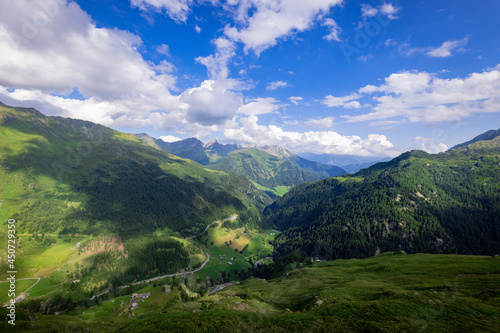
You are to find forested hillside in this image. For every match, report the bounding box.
[208,148,345,189]
[265,138,500,260]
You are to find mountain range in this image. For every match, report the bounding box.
[134,134,346,196]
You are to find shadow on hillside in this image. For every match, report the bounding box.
[1,112,247,237]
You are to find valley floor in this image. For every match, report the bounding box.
[1,252,499,332]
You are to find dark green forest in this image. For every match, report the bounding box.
[265,143,500,260]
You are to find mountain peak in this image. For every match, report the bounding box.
[450,128,500,150]
[259,145,294,159]
[204,139,219,148]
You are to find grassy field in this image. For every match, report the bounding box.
[2,252,498,332]
[252,183,290,197]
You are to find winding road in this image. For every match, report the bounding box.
[91,252,210,300]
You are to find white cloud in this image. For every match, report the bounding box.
[178,80,243,126]
[0,0,178,124]
[223,0,344,55]
[427,38,468,58]
[195,24,202,33]
[414,137,448,154]
[239,97,280,115]
[224,115,400,156]
[195,37,236,80]
[156,44,171,56]
[361,4,378,18]
[322,93,361,108]
[130,0,194,23]
[267,81,290,91]
[305,117,334,129]
[0,1,177,100]
[153,60,176,73]
[288,96,303,105]
[394,37,468,58]
[322,18,342,42]
[361,2,400,20]
[380,2,400,20]
[159,135,182,143]
[344,65,500,123]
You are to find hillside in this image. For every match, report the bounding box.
[450,128,500,150]
[0,104,271,237]
[264,136,500,260]
[208,147,345,191]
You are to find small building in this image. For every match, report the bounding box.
[219,256,223,260]
[131,302,139,310]
[230,257,234,260]
[228,262,233,265]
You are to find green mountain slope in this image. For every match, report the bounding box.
[450,128,500,150]
[264,137,500,260]
[135,135,346,195]
[207,147,345,190]
[0,104,271,237]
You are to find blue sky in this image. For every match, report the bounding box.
[0,0,499,158]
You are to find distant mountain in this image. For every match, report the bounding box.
[134,135,346,196]
[450,128,500,150]
[340,158,392,174]
[134,135,241,165]
[207,147,346,191]
[265,136,500,260]
[297,152,385,169]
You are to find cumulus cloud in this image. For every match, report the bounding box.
[344,65,500,123]
[267,81,290,91]
[159,135,182,142]
[0,0,177,101]
[414,137,448,154]
[130,0,194,23]
[427,38,468,58]
[223,0,344,55]
[322,93,361,108]
[179,80,243,126]
[224,115,400,156]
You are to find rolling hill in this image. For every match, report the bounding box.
[264,132,500,260]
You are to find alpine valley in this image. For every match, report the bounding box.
[1,104,499,332]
